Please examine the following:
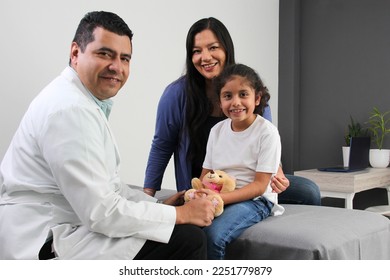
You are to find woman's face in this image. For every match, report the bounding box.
[191,29,226,81]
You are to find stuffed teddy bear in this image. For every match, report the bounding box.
[184,170,236,217]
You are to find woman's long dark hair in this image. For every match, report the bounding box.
[185,17,235,172]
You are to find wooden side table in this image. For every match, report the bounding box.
[294,168,390,209]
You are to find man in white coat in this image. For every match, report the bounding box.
[0,11,215,260]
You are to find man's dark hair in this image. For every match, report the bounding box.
[72,11,133,52]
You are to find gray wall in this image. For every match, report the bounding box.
[279,0,390,174]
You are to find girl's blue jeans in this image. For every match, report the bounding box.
[203,197,273,260]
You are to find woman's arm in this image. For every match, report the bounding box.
[144,79,186,195]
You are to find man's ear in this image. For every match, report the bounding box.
[69,42,80,67]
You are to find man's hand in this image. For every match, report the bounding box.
[175,197,215,227]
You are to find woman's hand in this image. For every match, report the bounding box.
[270,176,290,193]
[143,188,156,197]
[163,191,185,206]
[270,165,290,193]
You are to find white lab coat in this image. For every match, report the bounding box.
[0,67,176,259]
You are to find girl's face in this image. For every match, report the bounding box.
[219,75,261,131]
[192,29,226,81]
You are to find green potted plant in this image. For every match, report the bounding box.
[367,107,390,168]
[344,115,365,146]
[343,116,366,167]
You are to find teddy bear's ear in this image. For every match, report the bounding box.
[191,178,204,190]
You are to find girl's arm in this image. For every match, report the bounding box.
[220,172,272,205]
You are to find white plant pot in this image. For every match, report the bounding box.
[342,146,350,167]
[369,149,390,168]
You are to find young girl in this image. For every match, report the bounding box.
[200,63,284,260]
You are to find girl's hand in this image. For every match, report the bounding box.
[196,188,216,196]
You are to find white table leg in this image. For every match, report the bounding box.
[364,186,390,216]
[320,191,355,209]
[387,187,390,204]
[345,193,355,209]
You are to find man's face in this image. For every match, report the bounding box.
[70,27,132,100]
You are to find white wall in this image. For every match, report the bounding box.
[0,0,279,190]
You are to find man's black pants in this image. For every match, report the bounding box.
[134,224,207,260]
